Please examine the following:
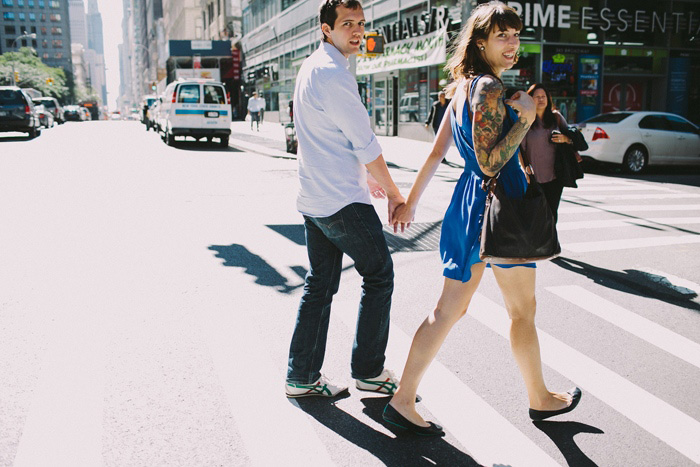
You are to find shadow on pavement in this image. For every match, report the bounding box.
[208,244,305,294]
[533,421,604,467]
[293,395,480,466]
[552,256,700,312]
[165,139,243,152]
[0,135,34,142]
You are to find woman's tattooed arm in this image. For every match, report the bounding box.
[471,76,533,177]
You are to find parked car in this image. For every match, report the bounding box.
[34,104,55,128]
[32,97,64,124]
[64,105,82,121]
[578,111,700,174]
[158,79,231,147]
[0,86,42,138]
[149,98,161,132]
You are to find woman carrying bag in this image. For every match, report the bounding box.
[384,1,581,436]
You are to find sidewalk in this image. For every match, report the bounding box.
[229,120,464,171]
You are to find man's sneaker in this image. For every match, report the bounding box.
[355,368,399,395]
[285,375,349,398]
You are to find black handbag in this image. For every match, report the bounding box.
[555,126,585,188]
[479,151,561,264]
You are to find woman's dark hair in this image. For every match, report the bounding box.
[319,0,363,42]
[527,83,556,128]
[445,1,522,97]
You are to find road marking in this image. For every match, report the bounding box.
[564,193,700,201]
[547,286,700,369]
[571,185,675,192]
[470,293,700,464]
[333,301,559,467]
[563,234,700,252]
[559,204,700,214]
[557,217,700,231]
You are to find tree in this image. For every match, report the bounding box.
[0,47,68,100]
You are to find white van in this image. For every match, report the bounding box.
[159,79,231,147]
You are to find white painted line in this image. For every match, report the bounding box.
[559,204,700,214]
[203,310,334,466]
[333,301,559,467]
[557,217,700,231]
[563,234,700,253]
[470,293,700,465]
[564,193,700,201]
[571,185,675,192]
[14,329,106,467]
[547,286,700,369]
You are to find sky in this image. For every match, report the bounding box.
[97,0,123,110]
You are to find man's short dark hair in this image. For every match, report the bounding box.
[319,0,362,42]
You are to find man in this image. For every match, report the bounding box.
[246,91,265,131]
[285,0,406,398]
[425,91,450,164]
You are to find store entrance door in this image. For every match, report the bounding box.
[603,78,648,113]
[373,76,397,136]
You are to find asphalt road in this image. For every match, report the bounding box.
[1,121,699,466]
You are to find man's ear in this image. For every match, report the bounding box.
[321,23,332,40]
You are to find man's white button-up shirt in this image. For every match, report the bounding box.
[293,42,383,217]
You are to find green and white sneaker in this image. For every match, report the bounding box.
[285,376,349,398]
[355,368,398,395]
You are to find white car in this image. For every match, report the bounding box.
[159,79,231,147]
[578,111,700,173]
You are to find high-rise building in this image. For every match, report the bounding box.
[0,0,74,82]
[85,0,105,103]
[67,0,87,48]
[85,0,102,53]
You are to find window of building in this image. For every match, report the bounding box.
[42,39,47,47]
[30,26,35,32]
[40,26,46,34]
[18,0,24,5]
[2,0,14,6]
[5,39,13,47]
[42,52,49,59]
[54,52,62,58]
[4,26,16,34]
[49,14,61,21]
[51,26,61,34]
[3,12,15,20]
[49,0,59,7]
[19,13,26,20]
[30,13,36,21]
[41,14,46,21]
[29,0,34,5]
[52,39,61,47]
[39,0,44,7]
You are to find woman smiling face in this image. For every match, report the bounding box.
[478,27,520,77]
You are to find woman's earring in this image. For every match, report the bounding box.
[479,46,485,51]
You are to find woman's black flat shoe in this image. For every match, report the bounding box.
[383,404,445,436]
[529,387,582,421]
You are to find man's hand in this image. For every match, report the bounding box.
[391,202,415,233]
[387,195,407,233]
[367,172,386,199]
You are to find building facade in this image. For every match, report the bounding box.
[240,0,700,134]
[0,0,74,81]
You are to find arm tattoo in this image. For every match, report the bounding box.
[472,78,532,175]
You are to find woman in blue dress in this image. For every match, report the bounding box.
[383,1,581,436]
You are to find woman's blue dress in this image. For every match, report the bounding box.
[440,76,533,283]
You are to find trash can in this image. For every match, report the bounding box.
[284,122,297,154]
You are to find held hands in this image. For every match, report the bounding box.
[505,91,536,125]
[387,194,409,233]
[367,172,386,199]
[391,202,415,232]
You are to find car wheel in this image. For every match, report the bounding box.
[220,136,229,148]
[165,130,175,146]
[623,145,647,174]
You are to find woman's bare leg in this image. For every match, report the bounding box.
[388,263,487,426]
[491,265,571,411]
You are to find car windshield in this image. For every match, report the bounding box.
[178,84,200,103]
[34,99,56,108]
[0,90,24,104]
[583,113,632,124]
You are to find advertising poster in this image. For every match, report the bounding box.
[577,55,601,122]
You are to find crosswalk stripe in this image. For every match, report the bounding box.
[564,193,700,201]
[333,301,560,467]
[557,217,700,231]
[559,204,700,214]
[571,185,675,192]
[546,286,700,369]
[470,293,700,464]
[563,234,700,252]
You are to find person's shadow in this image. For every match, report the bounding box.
[208,244,305,294]
[533,421,604,467]
[552,256,700,312]
[293,395,481,466]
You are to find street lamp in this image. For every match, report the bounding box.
[9,31,37,85]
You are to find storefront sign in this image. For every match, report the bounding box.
[356,26,447,75]
[380,6,450,44]
[506,2,699,35]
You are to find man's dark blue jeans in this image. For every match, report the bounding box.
[287,202,394,384]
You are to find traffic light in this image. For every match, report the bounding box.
[151,81,157,92]
[46,77,54,85]
[361,33,384,57]
[14,71,20,83]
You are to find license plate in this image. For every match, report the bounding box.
[205,111,219,118]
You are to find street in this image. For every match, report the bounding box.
[1,120,699,466]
